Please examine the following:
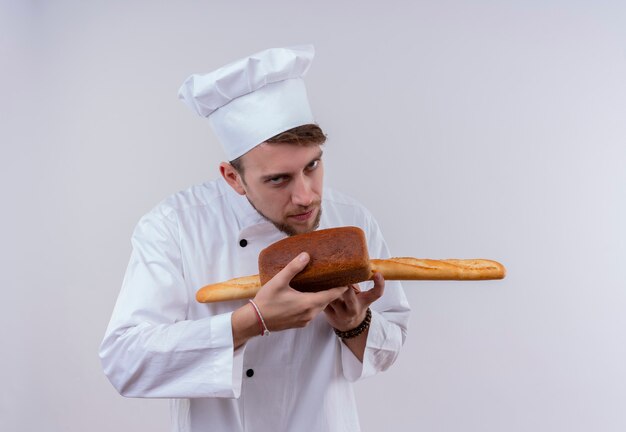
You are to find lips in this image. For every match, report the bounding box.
[289,209,314,221]
[287,204,320,222]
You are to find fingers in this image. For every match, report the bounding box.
[332,284,359,311]
[358,272,385,305]
[310,285,350,307]
[258,259,384,334]
[318,275,385,312]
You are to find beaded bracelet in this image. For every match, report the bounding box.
[333,308,372,339]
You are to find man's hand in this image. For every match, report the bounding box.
[323,272,385,331]
[323,272,385,362]
[232,252,349,347]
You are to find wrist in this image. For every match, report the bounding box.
[231,304,260,348]
[332,308,368,332]
[248,300,270,336]
[333,308,372,339]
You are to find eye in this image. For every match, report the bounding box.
[306,160,320,171]
[267,176,287,185]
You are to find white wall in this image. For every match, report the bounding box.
[2,0,625,431]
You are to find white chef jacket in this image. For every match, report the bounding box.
[99,177,410,432]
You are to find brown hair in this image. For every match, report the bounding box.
[229,124,326,175]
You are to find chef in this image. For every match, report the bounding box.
[99,45,410,432]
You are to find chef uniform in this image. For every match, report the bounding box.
[99,45,410,432]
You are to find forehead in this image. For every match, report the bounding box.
[242,143,322,174]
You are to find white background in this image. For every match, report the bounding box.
[2,1,625,431]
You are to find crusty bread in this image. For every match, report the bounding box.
[370,258,506,280]
[258,226,372,292]
[195,226,506,303]
[196,257,506,303]
[195,275,261,303]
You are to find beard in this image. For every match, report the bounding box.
[247,198,322,236]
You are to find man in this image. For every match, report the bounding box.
[100,45,410,432]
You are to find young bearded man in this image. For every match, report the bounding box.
[100,45,410,432]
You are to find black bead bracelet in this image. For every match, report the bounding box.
[333,308,372,339]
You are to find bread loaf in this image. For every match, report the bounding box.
[258,226,371,292]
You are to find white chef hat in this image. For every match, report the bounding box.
[178,45,316,161]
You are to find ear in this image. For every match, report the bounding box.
[219,162,246,195]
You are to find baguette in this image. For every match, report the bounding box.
[196,275,261,303]
[196,258,505,303]
[369,258,506,281]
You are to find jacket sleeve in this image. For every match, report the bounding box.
[340,214,411,381]
[98,209,246,398]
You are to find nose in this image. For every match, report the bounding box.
[291,174,314,207]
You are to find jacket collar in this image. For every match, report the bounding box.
[217,177,273,231]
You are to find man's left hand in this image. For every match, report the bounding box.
[324,272,385,332]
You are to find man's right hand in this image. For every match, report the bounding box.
[231,252,349,347]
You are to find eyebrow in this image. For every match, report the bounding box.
[260,149,323,182]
